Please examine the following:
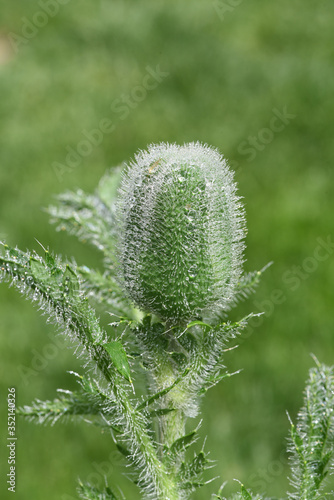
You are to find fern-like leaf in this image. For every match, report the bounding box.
[234,263,272,302]
[47,188,115,266]
[77,265,137,320]
[0,243,119,383]
[77,481,121,500]
[172,314,254,417]
[17,390,104,426]
[47,168,122,268]
[287,359,334,499]
[17,374,119,428]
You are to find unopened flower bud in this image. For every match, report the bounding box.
[116,142,246,324]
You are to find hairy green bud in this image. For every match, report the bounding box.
[116,142,246,324]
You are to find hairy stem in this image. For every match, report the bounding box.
[114,382,180,500]
[157,362,187,449]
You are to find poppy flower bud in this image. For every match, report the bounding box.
[116,142,246,325]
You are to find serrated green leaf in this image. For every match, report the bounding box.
[102,341,131,382]
[30,257,49,280]
[78,481,119,500]
[287,363,334,499]
[186,451,207,474]
[169,430,197,455]
[180,480,206,491]
[1,245,113,383]
[178,451,209,485]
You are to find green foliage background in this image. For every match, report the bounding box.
[0,1,333,498]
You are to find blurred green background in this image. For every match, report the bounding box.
[0,0,333,498]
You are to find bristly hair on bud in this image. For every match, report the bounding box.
[116,142,246,325]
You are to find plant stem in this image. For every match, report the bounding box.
[155,357,187,469]
[114,382,180,500]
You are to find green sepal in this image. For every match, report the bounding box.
[101,341,132,382]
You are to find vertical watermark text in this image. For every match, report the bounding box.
[7,388,16,493]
